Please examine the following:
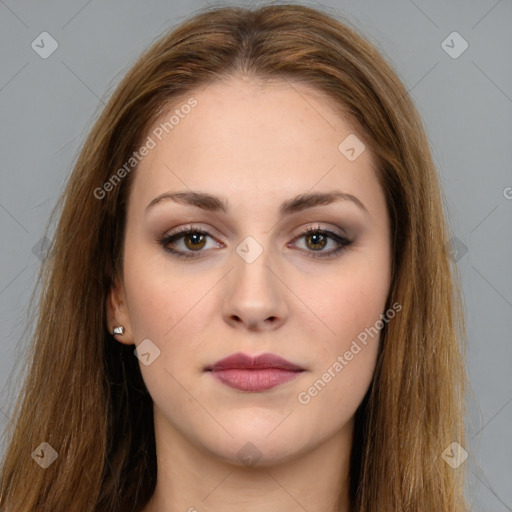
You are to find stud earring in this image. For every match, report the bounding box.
[112,325,125,336]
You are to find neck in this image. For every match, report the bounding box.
[143,408,353,512]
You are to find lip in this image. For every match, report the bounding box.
[204,352,305,392]
[205,352,304,372]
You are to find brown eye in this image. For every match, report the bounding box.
[304,232,328,251]
[183,232,207,251]
[159,228,218,258]
[160,225,352,260]
[292,226,352,259]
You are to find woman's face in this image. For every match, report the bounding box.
[109,77,392,466]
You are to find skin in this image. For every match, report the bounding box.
[107,76,392,512]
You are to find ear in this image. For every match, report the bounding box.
[106,276,134,345]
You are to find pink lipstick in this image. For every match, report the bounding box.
[204,352,305,392]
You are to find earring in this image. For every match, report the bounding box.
[112,325,125,336]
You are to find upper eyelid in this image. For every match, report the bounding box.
[164,224,347,242]
[160,225,351,261]
[162,225,349,254]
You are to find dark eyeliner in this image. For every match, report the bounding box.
[157,224,352,260]
[158,226,211,259]
[293,225,352,260]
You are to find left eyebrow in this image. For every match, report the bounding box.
[145,190,368,216]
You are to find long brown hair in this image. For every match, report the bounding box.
[0,4,468,511]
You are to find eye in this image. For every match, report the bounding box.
[158,226,220,259]
[290,225,352,259]
[158,224,352,260]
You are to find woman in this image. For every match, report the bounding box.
[0,4,468,511]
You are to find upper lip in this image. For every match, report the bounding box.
[205,352,304,372]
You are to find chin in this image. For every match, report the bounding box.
[199,424,311,467]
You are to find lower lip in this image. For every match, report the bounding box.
[208,368,303,392]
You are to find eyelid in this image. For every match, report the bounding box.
[293,224,348,239]
[159,223,352,259]
[163,223,347,242]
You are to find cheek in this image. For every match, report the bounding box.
[123,249,210,341]
[296,348,377,434]
[122,257,211,406]
[302,265,390,349]
[295,276,384,426]
[293,262,388,411]
[122,250,219,398]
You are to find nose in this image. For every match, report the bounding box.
[222,243,288,331]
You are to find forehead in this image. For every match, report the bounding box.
[128,77,381,215]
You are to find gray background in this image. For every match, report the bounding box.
[1,0,511,510]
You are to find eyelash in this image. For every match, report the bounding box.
[158,224,353,260]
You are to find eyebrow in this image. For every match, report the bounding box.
[145,190,368,216]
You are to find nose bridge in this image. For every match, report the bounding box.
[232,232,276,293]
[223,231,288,328]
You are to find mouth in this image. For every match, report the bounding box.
[204,352,305,392]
